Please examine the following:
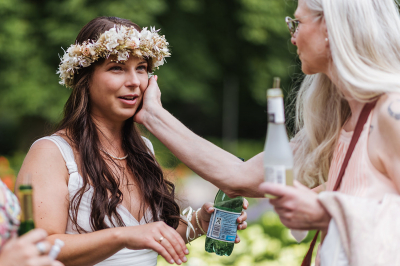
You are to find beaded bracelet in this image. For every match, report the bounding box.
[195,208,207,235]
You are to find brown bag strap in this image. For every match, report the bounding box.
[301,100,378,266]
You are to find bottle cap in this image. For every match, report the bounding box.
[273,77,280,88]
[267,77,283,98]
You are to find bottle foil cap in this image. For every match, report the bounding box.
[267,88,283,98]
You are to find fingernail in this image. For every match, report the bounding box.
[177,259,182,264]
[207,207,214,212]
[238,218,242,223]
[155,75,158,81]
[170,259,175,264]
[182,256,187,262]
[185,249,189,254]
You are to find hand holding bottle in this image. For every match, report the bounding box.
[259,181,331,231]
[0,228,64,266]
[198,199,249,243]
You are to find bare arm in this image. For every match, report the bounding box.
[373,94,400,193]
[135,77,265,198]
[17,140,188,266]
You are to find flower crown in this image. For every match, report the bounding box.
[57,25,170,88]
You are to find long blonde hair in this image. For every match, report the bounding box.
[294,0,400,188]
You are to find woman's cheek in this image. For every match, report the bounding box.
[140,79,148,92]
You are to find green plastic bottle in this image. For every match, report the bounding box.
[18,184,35,236]
[205,185,244,256]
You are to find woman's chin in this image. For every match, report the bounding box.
[301,65,316,75]
[115,110,137,122]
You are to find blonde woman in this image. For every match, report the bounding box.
[135,0,400,264]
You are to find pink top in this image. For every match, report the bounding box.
[325,110,398,199]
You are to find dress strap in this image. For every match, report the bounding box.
[32,135,78,175]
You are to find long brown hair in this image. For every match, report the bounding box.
[56,16,181,232]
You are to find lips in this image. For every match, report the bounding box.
[118,94,139,105]
[118,95,138,101]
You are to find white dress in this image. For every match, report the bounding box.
[34,135,158,266]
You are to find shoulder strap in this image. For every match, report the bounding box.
[33,135,78,175]
[301,100,378,266]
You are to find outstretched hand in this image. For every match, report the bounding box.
[134,75,163,125]
[259,181,331,231]
[198,199,249,243]
[0,229,64,266]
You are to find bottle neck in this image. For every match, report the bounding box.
[19,188,34,222]
[267,96,285,124]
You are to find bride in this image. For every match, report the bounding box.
[16,17,247,266]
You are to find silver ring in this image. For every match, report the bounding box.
[158,236,164,243]
[36,242,47,255]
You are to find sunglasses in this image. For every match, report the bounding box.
[285,16,300,37]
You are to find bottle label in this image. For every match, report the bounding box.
[206,207,240,243]
[265,165,286,185]
[267,97,285,123]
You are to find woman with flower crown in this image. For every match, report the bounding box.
[15,17,248,266]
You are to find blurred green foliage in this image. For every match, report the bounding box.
[0,0,301,158]
[157,212,319,266]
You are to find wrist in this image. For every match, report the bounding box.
[197,209,209,234]
[317,202,331,232]
[114,227,129,249]
[141,105,165,130]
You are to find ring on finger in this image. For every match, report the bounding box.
[36,242,47,255]
[157,236,164,243]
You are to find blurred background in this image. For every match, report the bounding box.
[0,0,318,265]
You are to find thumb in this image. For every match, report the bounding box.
[199,202,214,222]
[259,182,289,197]
[202,202,214,214]
[293,180,310,191]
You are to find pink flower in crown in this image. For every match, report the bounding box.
[82,45,91,57]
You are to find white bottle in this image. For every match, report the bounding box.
[263,77,294,186]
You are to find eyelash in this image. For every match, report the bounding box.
[109,66,122,71]
[109,65,147,71]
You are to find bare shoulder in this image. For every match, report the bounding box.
[17,137,69,188]
[373,93,400,152]
[29,138,65,164]
[375,93,400,131]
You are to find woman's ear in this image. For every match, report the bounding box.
[321,17,329,45]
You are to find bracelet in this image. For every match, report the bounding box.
[182,207,196,244]
[195,208,207,235]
